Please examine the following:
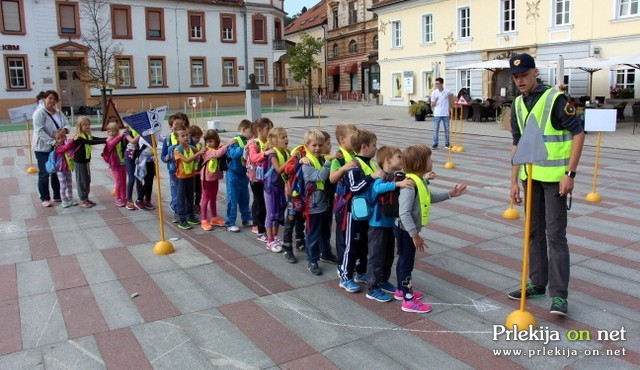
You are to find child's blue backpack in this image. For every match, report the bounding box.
[45,151,58,174]
[165,144,178,173]
[351,187,373,221]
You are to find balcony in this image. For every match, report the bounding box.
[273,40,295,51]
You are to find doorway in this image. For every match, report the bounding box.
[57,58,85,113]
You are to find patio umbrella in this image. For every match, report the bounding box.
[555,55,565,88]
[449,59,554,71]
[593,54,640,70]
[563,57,607,97]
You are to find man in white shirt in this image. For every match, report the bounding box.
[430,78,452,149]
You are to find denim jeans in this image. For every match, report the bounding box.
[433,116,450,146]
[35,150,60,201]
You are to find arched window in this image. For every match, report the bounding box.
[332,43,339,57]
[373,35,378,50]
[349,40,357,53]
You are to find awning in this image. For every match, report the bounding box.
[345,63,358,73]
[328,66,340,75]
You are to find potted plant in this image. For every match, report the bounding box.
[620,88,635,99]
[408,100,429,121]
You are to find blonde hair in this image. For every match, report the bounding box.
[335,124,357,143]
[350,129,376,153]
[106,121,120,132]
[267,127,287,148]
[54,129,67,141]
[75,116,91,134]
[304,129,325,144]
[402,145,432,174]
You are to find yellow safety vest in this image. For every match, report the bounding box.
[305,152,325,190]
[180,146,195,175]
[354,157,376,175]
[339,147,355,162]
[405,173,431,226]
[206,147,220,173]
[513,88,572,182]
[80,133,92,159]
[194,142,202,171]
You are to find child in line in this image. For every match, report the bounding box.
[72,116,107,208]
[281,143,308,263]
[319,130,339,264]
[263,127,289,252]
[225,120,254,232]
[103,122,127,207]
[161,113,189,218]
[396,144,466,313]
[53,129,77,208]
[134,141,156,211]
[301,130,339,276]
[339,129,381,293]
[188,125,204,213]
[247,118,274,241]
[173,126,202,230]
[199,130,234,230]
[365,146,414,302]
[123,109,141,210]
[330,124,358,266]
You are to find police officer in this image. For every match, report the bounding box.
[507,53,585,316]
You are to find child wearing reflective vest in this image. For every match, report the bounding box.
[263,127,290,252]
[199,129,234,231]
[72,116,107,208]
[300,129,339,276]
[173,126,202,230]
[123,110,141,210]
[225,119,254,232]
[161,114,190,218]
[103,121,127,207]
[395,144,466,313]
[246,118,274,240]
[338,129,381,293]
[53,129,77,208]
[188,125,204,213]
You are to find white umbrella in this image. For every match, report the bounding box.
[593,54,640,70]
[450,59,554,71]
[563,57,607,97]
[555,55,565,88]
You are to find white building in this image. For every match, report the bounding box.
[0,0,287,119]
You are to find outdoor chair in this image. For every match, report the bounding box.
[632,104,640,135]
[614,101,627,122]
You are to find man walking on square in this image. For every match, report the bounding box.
[430,78,452,150]
[507,53,585,316]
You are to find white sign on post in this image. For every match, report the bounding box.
[8,104,38,124]
[584,109,616,132]
[403,71,414,94]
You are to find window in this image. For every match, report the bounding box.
[188,11,205,41]
[348,2,357,24]
[332,43,338,58]
[115,56,134,88]
[422,14,433,43]
[458,7,470,39]
[392,73,402,98]
[333,9,338,29]
[616,69,636,90]
[111,4,131,39]
[222,58,236,85]
[553,0,571,25]
[1,0,26,35]
[618,0,639,17]
[460,70,471,90]
[4,55,29,89]
[57,1,80,37]
[190,57,206,86]
[274,61,283,85]
[146,8,164,40]
[349,40,357,53]
[422,71,434,96]
[501,0,515,32]
[148,57,166,87]
[254,59,267,85]
[220,14,236,42]
[252,15,266,43]
[372,35,378,50]
[391,21,401,48]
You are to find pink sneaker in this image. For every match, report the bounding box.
[266,241,283,253]
[394,289,424,301]
[401,297,432,313]
[251,226,259,234]
[256,234,268,243]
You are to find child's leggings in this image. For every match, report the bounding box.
[56,171,73,203]
[200,180,220,220]
[111,166,126,202]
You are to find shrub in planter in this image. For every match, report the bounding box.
[408,101,428,121]
[620,88,635,99]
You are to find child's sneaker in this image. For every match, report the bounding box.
[394,290,424,301]
[70,200,78,206]
[210,218,226,227]
[87,200,97,206]
[507,283,546,300]
[61,201,71,208]
[307,262,322,275]
[79,200,94,208]
[256,234,268,243]
[339,278,361,293]
[354,273,367,284]
[178,221,192,230]
[41,200,52,207]
[366,287,392,302]
[401,297,432,313]
[134,200,145,210]
[227,225,240,232]
[187,217,200,225]
[295,239,305,251]
[266,241,283,253]
[172,214,179,223]
[243,221,253,228]
[378,281,396,294]
[143,201,155,210]
[125,201,136,210]
[251,225,259,234]
[283,249,297,264]
[201,220,213,231]
[52,199,62,203]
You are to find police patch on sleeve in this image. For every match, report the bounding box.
[564,103,576,116]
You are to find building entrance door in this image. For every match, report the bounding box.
[57,58,85,113]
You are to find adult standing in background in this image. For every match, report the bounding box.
[430,78,453,150]
[32,90,70,207]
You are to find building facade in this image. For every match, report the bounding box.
[0,0,287,119]
[371,0,640,107]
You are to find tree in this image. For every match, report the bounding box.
[79,0,123,112]
[287,33,323,117]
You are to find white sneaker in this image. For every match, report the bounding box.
[266,241,283,253]
[227,226,240,232]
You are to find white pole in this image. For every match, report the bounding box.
[215,100,218,116]
[183,101,187,112]
[295,96,299,111]
[340,95,343,107]
[271,97,274,112]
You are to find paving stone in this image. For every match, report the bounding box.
[572,265,640,298]
[82,227,122,250]
[42,335,105,370]
[9,195,37,222]
[0,221,28,241]
[170,308,274,369]
[576,258,640,283]
[53,231,94,256]
[76,251,117,285]
[20,292,68,349]
[17,260,53,297]
[128,244,180,275]
[0,348,44,369]
[47,214,79,233]
[183,263,257,307]
[131,320,214,369]
[423,254,515,292]
[248,252,336,289]
[166,241,212,269]
[90,280,144,330]
[0,237,31,265]
[150,269,216,314]
[73,213,107,231]
[322,339,401,369]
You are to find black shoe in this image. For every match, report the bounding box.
[507,283,546,300]
[431,144,438,150]
[178,221,192,230]
[172,214,179,223]
[307,262,322,275]
[319,254,338,265]
[550,297,568,316]
[242,220,252,227]
[444,144,451,149]
[187,217,200,225]
[295,239,305,251]
[283,249,297,264]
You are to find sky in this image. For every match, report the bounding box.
[285,0,318,16]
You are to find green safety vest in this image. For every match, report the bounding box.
[513,88,572,182]
[206,147,220,173]
[354,157,376,175]
[180,146,195,175]
[339,147,355,162]
[305,152,325,190]
[80,133,92,160]
[405,173,431,226]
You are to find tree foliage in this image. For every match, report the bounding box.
[287,32,323,117]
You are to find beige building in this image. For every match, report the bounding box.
[370,0,639,107]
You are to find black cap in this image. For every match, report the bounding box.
[509,53,536,75]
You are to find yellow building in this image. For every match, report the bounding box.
[371,0,639,107]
